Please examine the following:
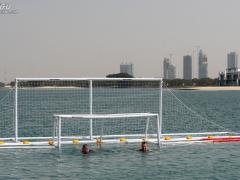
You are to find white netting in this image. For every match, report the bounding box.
[0,88,14,138]
[17,80,90,137]
[59,115,158,139]
[162,86,229,134]
[92,80,160,114]
[16,79,160,138]
[0,78,230,140]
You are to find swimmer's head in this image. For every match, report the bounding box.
[141,141,149,152]
[82,144,90,154]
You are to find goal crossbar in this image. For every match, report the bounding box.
[53,113,161,149]
[54,113,159,119]
[16,77,162,81]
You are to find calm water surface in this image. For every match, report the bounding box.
[0,90,240,179]
[0,143,240,179]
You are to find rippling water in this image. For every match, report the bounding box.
[0,90,240,179]
[0,143,240,179]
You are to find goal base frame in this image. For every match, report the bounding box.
[0,133,238,149]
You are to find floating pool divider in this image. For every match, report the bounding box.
[120,138,127,143]
[48,140,54,146]
[202,136,240,143]
[208,136,214,139]
[23,140,30,145]
[164,136,172,140]
[72,139,80,144]
[96,138,102,144]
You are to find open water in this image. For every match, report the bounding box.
[0,90,240,179]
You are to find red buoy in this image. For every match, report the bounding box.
[201,137,240,143]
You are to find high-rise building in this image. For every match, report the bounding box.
[198,50,208,79]
[227,52,238,69]
[163,58,176,79]
[163,58,170,79]
[120,63,134,76]
[183,55,192,80]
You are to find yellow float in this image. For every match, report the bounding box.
[120,138,127,143]
[72,139,80,144]
[186,135,192,140]
[23,140,30,145]
[48,140,54,146]
[96,138,102,144]
[164,136,172,140]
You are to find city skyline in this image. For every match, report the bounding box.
[1,0,240,82]
[1,48,238,82]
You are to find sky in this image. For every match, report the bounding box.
[1,0,240,82]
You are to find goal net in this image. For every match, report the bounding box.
[0,88,14,139]
[53,113,159,144]
[162,87,230,135]
[0,77,230,142]
[14,78,161,140]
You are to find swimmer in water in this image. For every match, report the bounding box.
[82,144,94,154]
[139,141,149,152]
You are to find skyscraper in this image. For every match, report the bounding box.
[120,63,134,76]
[183,55,192,80]
[227,52,238,69]
[198,50,208,79]
[163,58,176,79]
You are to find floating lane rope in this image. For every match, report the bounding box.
[202,136,240,143]
[23,140,30,145]
[48,140,54,146]
[72,139,80,144]
[96,138,102,144]
[120,138,127,143]
[164,136,172,140]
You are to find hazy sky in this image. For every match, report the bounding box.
[1,0,240,82]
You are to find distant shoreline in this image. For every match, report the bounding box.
[175,86,240,91]
[2,85,240,91]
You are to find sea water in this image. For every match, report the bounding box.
[0,90,240,179]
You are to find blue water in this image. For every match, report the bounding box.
[0,90,240,179]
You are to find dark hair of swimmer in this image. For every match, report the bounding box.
[139,141,149,152]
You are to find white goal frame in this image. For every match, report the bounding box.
[53,113,161,149]
[14,78,163,142]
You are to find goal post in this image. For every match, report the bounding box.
[13,78,163,142]
[53,113,161,148]
[14,78,18,142]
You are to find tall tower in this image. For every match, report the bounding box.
[183,55,192,80]
[198,50,208,79]
[227,52,238,69]
[163,58,176,80]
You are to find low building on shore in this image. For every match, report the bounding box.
[219,68,240,86]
